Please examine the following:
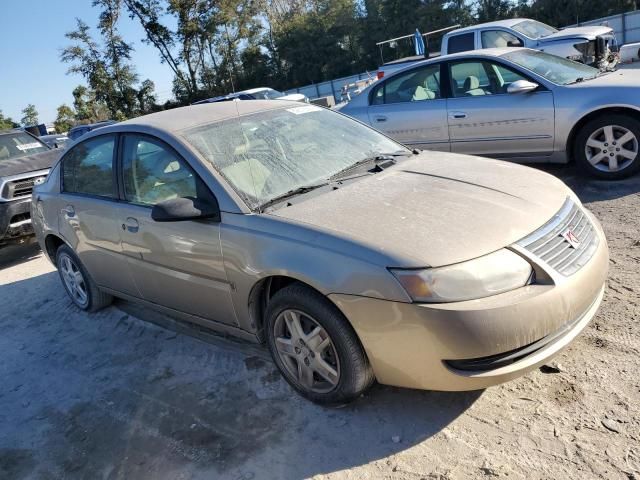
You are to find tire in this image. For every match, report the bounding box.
[55,244,113,312]
[265,283,375,405]
[574,114,640,180]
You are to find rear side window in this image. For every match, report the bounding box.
[447,33,475,54]
[371,64,441,105]
[62,135,115,198]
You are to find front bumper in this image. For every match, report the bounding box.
[0,198,33,243]
[330,214,608,391]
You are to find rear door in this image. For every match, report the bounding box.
[116,133,237,326]
[445,58,555,159]
[366,63,450,151]
[58,134,139,295]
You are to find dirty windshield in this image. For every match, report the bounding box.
[0,132,49,161]
[183,105,406,209]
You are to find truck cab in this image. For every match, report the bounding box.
[441,18,618,70]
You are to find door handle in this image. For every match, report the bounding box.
[63,205,75,217]
[449,111,467,119]
[374,115,387,123]
[123,217,139,233]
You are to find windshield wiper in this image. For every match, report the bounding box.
[258,183,328,212]
[329,152,408,181]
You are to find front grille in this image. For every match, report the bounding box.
[517,198,599,276]
[10,178,36,198]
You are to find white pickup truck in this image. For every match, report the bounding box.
[441,18,620,70]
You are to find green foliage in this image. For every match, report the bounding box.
[54,104,76,133]
[20,104,39,127]
[0,110,18,130]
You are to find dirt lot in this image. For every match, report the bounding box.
[1,164,639,480]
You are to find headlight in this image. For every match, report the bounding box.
[390,249,533,303]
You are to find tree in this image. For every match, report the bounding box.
[21,104,39,126]
[0,110,18,130]
[54,104,76,133]
[61,12,157,120]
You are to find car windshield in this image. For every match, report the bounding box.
[502,49,599,85]
[511,20,558,39]
[0,132,49,161]
[183,105,406,209]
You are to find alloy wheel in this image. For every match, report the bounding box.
[59,253,89,307]
[273,309,340,393]
[585,124,638,172]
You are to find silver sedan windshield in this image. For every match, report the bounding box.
[502,49,599,85]
[183,106,406,209]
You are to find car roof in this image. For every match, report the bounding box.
[387,47,523,71]
[447,18,528,35]
[241,87,272,94]
[109,100,299,134]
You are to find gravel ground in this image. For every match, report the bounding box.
[0,164,638,480]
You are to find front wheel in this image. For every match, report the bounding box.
[265,283,375,404]
[574,114,640,179]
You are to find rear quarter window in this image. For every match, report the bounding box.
[447,33,475,54]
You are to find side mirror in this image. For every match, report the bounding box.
[507,40,523,47]
[151,196,220,222]
[507,80,539,94]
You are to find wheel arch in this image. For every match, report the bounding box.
[44,233,68,263]
[566,106,640,162]
[249,275,340,343]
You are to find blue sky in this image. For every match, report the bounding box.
[0,0,175,124]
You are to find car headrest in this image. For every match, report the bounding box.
[464,76,480,91]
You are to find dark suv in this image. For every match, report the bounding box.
[0,130,60,245]
[68,120,117,141]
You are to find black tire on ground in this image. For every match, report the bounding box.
[574,113,640,180]
[265,283,375,405]
[55,244,113,312]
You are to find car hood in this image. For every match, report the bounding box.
[572,66,640,88]
[539,26,613,42]
[0,148,60,178]
[271,153,571,267]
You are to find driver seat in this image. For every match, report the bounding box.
[464,76,486,96]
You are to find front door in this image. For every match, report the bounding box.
[116,133,237,326]
[446,59,555,160]
[58,133,139,296]
[367,63,450,151]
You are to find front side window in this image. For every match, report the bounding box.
[121,135,199,206]
[0,132,49,162]
[502,49,599,85]
[371,64,441,105]
[449,61,528,97]
[481,30,523,48]
[62,135,115,198]
[183,106,406,209]
[447,33,475,54]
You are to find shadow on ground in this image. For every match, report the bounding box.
[0,269,481,480]
[0,238,42,270]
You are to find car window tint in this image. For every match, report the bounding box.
[450,61,494,97]
[62,135,115,198]
[447,33,474,54]
[122,136,198,206]
[481,30,523,48]
[372,65,441,105]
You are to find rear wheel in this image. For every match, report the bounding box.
[265,283,375,404]
[574,114,640,179]
[56,245,113,312]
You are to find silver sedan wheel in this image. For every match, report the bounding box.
[585,124,638,172]
[59,253,89,307]
[273,309,340,393]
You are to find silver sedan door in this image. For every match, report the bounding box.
[367,63,450,151]
[446,59,555,160]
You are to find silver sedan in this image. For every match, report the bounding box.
[340,48,640,180]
